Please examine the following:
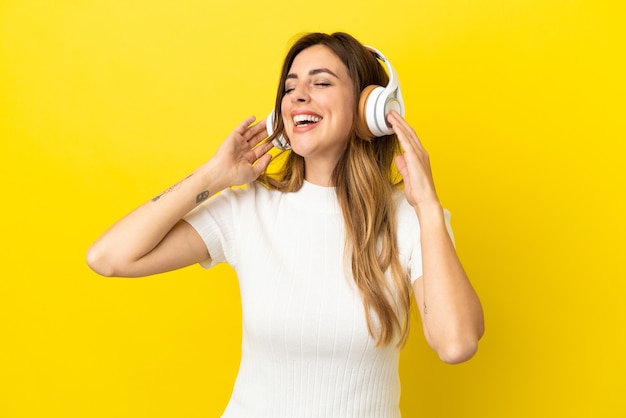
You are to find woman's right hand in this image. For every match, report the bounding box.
[206,116,273,190]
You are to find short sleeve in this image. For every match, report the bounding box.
[395,197,422,284]
[183,187,241,269]
[395,194,455,285]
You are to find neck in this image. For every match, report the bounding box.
[303,157,338,187]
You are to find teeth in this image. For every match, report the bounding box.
[293,114,322,125]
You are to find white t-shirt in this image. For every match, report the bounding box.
[184,181,437,417]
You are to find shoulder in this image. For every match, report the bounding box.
[186,183,283,224]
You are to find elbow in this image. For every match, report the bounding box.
[437,308,486,364]
[437,339,479,364]
[86,244,120,277]
[434,326,484,365]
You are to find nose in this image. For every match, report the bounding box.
[290,83,310,103]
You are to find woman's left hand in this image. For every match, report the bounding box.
[388,110,440,211]
[389,110,485,363]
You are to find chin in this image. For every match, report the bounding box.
[288,142,314,157]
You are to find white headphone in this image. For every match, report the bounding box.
[267,45,404,150]
[267,108,291,150]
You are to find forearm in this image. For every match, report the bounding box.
[416,203,484,363]
[86,160,226,275]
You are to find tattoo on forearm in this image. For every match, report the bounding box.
[196,191,209,204]
[424,303,428,315]
[151,174,192,202]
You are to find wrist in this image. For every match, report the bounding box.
[413,200,444,222]
[195,159,229,194]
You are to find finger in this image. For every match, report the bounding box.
[247,120,270,147]
[388,111,424,152]
[251,152,273,177]
[247,117,267,136]
[251,141,273,162]
[235,116,257,136]
[387,111,414,148]
[391,120,419,160]
[389,113,433,176]
[394,155,408,178]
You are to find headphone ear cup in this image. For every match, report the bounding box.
[373,89,396,137]
[356,85,380,140]
[358,46,405,139]
[267,110,291,150]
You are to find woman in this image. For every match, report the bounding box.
[87,32,484,417]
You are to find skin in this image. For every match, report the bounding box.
[280,44,355,186]
[389,110,484,363]
[86,44,484,364]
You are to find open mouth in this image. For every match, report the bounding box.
[293,114,322,127]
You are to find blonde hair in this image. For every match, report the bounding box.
[259,32,412,347]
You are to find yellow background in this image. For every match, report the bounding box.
[1,0,624,417]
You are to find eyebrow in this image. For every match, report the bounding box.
[286,68,340,80]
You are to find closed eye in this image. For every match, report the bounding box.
[284,83,329,95]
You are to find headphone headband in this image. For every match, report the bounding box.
[364,46,399,97]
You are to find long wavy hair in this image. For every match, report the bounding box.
[258,32,411,347]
